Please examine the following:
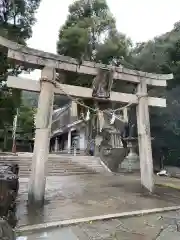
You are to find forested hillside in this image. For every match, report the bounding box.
[130,21,180,165]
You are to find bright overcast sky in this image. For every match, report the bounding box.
[24,0,180,79]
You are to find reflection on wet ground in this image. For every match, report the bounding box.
[17,210,180,239]
[17,228,78,240]
[15,174,180,227]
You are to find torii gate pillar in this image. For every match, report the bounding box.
[28,66,56,206]
[136,79,154,192]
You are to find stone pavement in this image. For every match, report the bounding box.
[17,211,180,239]
[15,174,180,227]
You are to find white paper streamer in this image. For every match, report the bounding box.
[85,109,90,121]
[110,112,116,125]
[98,110,104,132]
[12,108,19,139]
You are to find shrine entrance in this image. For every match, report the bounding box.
[0,36,173,206]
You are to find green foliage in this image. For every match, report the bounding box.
[0,0,41,41]
[58,25,89,60]
[57,0,116,62]
[17,105,36,139]
[57,0,131,88]
[0,86,21,128]
[21,91,39,108]
[96,30,132,66]
[131,22,180,166]
[0,0,41,146]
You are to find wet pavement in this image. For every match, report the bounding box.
[16,228,78,240]
[16,211,180,239]
[15,174,180,227]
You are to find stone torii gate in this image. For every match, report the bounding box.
[0,36,173,206]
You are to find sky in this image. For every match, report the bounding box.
[23,0,180,80]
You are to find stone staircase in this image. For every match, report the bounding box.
[0,153,109,178]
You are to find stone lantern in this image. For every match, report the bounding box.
[120,122,140,172]
[120,137,140,172]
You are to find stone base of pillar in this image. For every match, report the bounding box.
[120,152,140,173]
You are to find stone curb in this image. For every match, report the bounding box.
[16,205,180,233]
[157,183,180,190]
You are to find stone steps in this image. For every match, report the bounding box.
[0,154,108,177]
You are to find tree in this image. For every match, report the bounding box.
[21,91,39,108]
[96,30,132,66]
[0,0,41,149]
[57,0,116,62]
[17,105,36,140]
[130,22,180,166]
[57,0,132,87]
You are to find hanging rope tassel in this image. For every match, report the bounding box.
[110,112,116,125]
[98,110,104,132]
